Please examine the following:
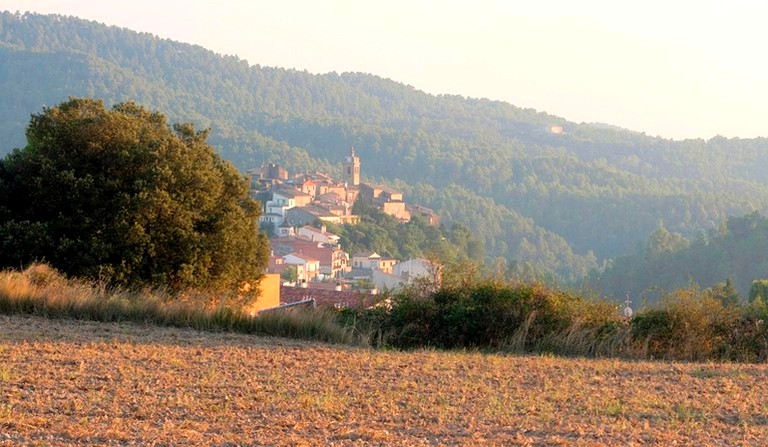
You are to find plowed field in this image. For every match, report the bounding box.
[1,315,766,446]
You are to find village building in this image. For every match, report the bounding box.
[378,257,398,274]
[299,179,319,199]
[343,146,361,186]
[407,204,440,226]
[267,255,306,283]
[282,252,321,282]
[394,258,437,281]
[285,204,360,226]
[276,220,295,237]
[359,184,402,203]
[372,269,405,291]
[359,183,411,222]
[350,251,397,274]
[351,251,380,270]
[294,171,334,185]
[271,234,349,279]
[380,201,410,222]
[369,258,440,291]
[247,163,288,190]
[243,273,281,315]
[260,212,284,228]
[267,187,312,214]
[316,191,342,204]
[260,186,313,229]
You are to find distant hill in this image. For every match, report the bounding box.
[3,11,768,288]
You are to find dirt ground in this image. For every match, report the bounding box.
[0,314,766,446]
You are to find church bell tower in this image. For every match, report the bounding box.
[343,145,360,186]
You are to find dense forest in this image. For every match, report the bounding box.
[588,212,768,301]
[3,12,768,293]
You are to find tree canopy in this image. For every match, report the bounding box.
[0,98,269,291]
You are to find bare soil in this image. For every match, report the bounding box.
[0,314,766,446]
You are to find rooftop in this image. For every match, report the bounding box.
[273,187,310,199]
[353,251,380,259]
[280,285,375,309]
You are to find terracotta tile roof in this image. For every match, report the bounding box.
[280,285,376,309]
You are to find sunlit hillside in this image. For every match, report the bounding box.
[3,12,768,289]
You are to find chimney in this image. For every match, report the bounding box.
[335,282,342,292]
[301,279,308,288]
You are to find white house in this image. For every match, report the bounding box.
[259,212,284,228]
[394,258,436,282]
[266,188,312,217]
[283,252,320,282]
[351,251,381,269]
[372,269,405,291]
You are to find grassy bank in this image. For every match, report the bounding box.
[0,264,354,345]
[3,264,768,362]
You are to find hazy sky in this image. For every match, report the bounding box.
[1,0,767,140]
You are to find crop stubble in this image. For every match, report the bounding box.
[0,315,766,446]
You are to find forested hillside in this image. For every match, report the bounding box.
[589,212,768,300]
[3,11,768,288]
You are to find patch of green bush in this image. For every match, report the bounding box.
[349,280,622,354]
[344,280,768,362]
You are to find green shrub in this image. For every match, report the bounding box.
[378,294,439,349]
[353,280,623,353]
[725,297,768,361]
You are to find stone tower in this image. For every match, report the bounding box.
[343,145,360,186]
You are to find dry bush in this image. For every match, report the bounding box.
[21,263,67,287]
[630,287,740,361]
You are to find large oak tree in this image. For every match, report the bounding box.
[0,98,269,291]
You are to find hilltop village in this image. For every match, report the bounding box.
[248,147,439,300]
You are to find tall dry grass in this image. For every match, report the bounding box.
[5,264,768,361]
[0,264,356,345]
